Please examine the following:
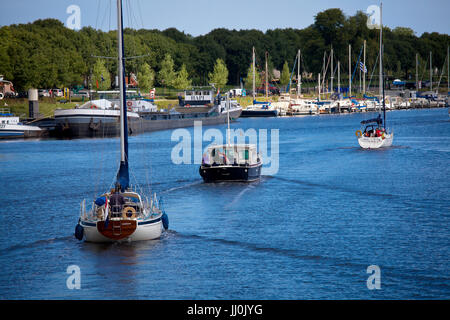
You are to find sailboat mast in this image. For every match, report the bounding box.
[116,0,129,190]
[227,95,230,146]
[265,51,268,101]
[380,1,386,129]
[363,40,366,94]
[430,51,432,92]
[379,2,383,104]
[297,49,301,97]
[338,61,341,98]
[117,0,127,162]
[331,47,334,96]
[252,46,256,102]
[349,44,351,97]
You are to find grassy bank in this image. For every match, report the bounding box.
[2,98,77,118]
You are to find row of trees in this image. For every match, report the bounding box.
[0,8,448,92]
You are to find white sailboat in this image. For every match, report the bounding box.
[242,48,279,117]
[356,1,394,149]
[74,0,168,242]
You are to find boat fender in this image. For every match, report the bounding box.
[355,130,362,137]
[162,212,169,230]
[122,207,136,219]
[75,223,84,241]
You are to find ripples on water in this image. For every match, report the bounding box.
[0,108,449,299]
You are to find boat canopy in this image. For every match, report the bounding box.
[79,99,117,110]
[204,144,259,166]
[253,100,270,105]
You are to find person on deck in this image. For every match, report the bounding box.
[110,184,125,214]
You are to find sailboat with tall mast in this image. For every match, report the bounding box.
[356,1,393,149]
[241,48,279,117]
[74,0,168,242]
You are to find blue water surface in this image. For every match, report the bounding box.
[0,108,449,299]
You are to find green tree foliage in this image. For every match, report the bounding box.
[90,59,111,91]
[0,12,448,92]
[137,62,155,92]
[172,64,191,90]
[243,63,262,90]
[280,61,291,86]
[208,58,228,89]
[158,53,176,88]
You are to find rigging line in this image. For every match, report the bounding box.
[99,0,109,31]
[420,54,429,82]
[126,0,139,74]
[321,51,331,89]
[351,44,364,84]
[136,0,146,30]
[94,0,101,30]
[436,53,448,89]
[367,51,379,92]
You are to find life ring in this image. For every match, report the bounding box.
[185,104,191,107]
[127,101,132,107]
[0,93,3,100]
[355,130,362,137]
[122,207,136,219]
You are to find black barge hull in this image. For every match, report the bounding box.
[199,163,262,182]
[53,109,242,138]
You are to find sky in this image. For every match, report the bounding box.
[0,0,449,36]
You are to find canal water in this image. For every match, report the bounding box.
[0,108,449,299]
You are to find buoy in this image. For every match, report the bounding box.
[75,223,84,241]
[355,130,362,137]
[162,212,169,230]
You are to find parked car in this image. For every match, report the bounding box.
[51,88,63,97]
[38,89,50,97]
[72,89,90,98]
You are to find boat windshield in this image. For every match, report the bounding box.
[205,146,257,165]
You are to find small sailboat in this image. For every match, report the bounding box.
[74,0,168,242]
[199,94,262,182]
[241,48,279,118]
[356,1,393,149]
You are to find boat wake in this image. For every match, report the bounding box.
[224,184,257,208]
[168,230,450,291]
[159,180,203,194]
[0,235,73,256]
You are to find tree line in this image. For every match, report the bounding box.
[0,8,448,93]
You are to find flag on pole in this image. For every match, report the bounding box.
[360,61,367,73]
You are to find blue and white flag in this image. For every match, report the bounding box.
[359,61,367,73]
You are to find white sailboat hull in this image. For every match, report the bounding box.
[81,219,163,243]
[358,133,394,149]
